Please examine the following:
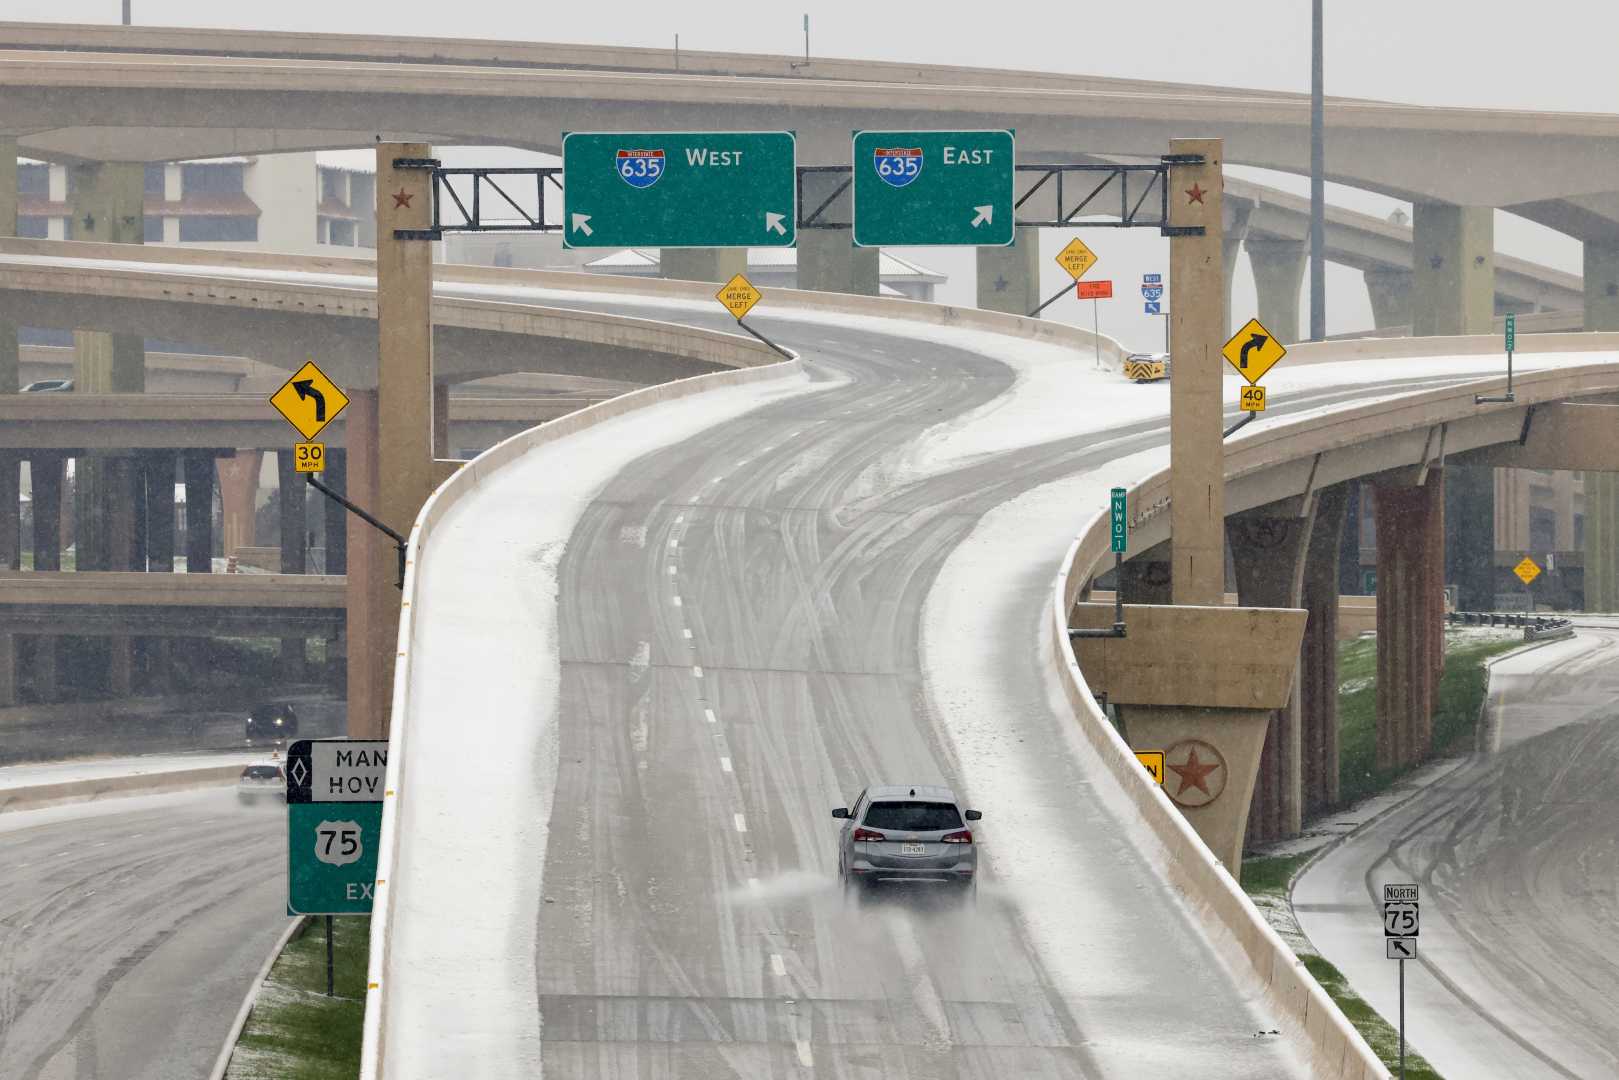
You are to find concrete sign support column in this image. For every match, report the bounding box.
[661,248,746,284]
[344,389,388,737]
[372,142,440,738]
[1374,474,1446,770]
[1167,138,1226,606]
[798,229,878,296]
[1412,203,1494,336]
[975,227,1039,316]
[1246,237,1306,346]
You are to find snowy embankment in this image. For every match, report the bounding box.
[361,359,823,1079]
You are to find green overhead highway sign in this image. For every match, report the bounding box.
[851,129,1015,247]
[562,131,796,249]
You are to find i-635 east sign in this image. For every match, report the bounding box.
[852,129,1015,248]
[562,130,796,249]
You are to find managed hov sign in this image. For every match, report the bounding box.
[287,739,387,803]
[852,129,1014,247]
[562,131,796,249]
[288,738,388,915]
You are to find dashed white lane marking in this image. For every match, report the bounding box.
[693,666,704,678]
[668,538,678,549]
[720,756,732,773]
[770,953,787,977]
[796,1040,814,1067]
[705,709,717,724]
[733,813,748,833]
[672,595,683,607]
[675,513,685,524]
[683,628,693,639]
[667,564,677,575]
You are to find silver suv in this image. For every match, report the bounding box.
[832,784,981,900]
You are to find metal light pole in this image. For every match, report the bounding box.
[122,0,131,24]
[1309,0,1325,340]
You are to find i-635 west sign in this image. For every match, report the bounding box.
[562,130,797,249]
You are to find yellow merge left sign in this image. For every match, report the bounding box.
[716,274,762,321]
[1514,557,1541,586]
[270,361,350,441]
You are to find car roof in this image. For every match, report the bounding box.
[865,784,957,802]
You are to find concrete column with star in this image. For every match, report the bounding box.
[1166,138,1226,607]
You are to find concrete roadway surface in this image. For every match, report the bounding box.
[0,786,290,1080]
[520,325,1495,1078]
[1295,622,1619,1079]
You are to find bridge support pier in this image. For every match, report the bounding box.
[1363,268,1413,332]
[183,451,215,573]
[797,229,879,295]
[1246,237,1306,345]
[321,449,347,576]
[1586,472,1619,611]
[1373,473,1446,770]
[1227,506,1313,845]
[1413,204,1494,336]
[976,227,1039,317]
[1582,240,1619,331]
[1300,486,1347,816]
[660,248,746,284]
[1,138,17,577]
[217,451,260,562]
[140,451,176,692]
[1221,200,1251,335]
[29,454,64,702]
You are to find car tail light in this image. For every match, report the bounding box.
[852,827,886,842]
[941,830,973,844]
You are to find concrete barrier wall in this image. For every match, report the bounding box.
[1051,511,1390,1080]
[0,763,243,813]
[358,351,805,1079]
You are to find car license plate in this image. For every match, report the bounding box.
[901,843,926,855]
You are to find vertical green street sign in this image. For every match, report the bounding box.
[288,802,383,915]
[562,131,797,249]
[1110,487,1128,553]
[1505,311,1516,353]
[851,129,1015,247]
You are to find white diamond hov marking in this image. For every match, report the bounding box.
[733,814,747,833]
[770,953,786,977]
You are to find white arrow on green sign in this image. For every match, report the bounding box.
[562,131,797,249]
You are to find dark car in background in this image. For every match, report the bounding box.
[236,761,286,804]
[246,702,299,744]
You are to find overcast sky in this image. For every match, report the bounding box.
[14,1,1613,346]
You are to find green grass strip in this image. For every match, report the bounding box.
[226,916,369,1080]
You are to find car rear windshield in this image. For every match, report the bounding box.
[862,801,962,831]
[241,766,283,780]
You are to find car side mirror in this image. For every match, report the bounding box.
[831,807,850,819]
[964,809,982,821]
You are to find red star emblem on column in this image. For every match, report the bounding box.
[391,188,414,209]
[1168,746,1220,797]
[1185,183,1206,206]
